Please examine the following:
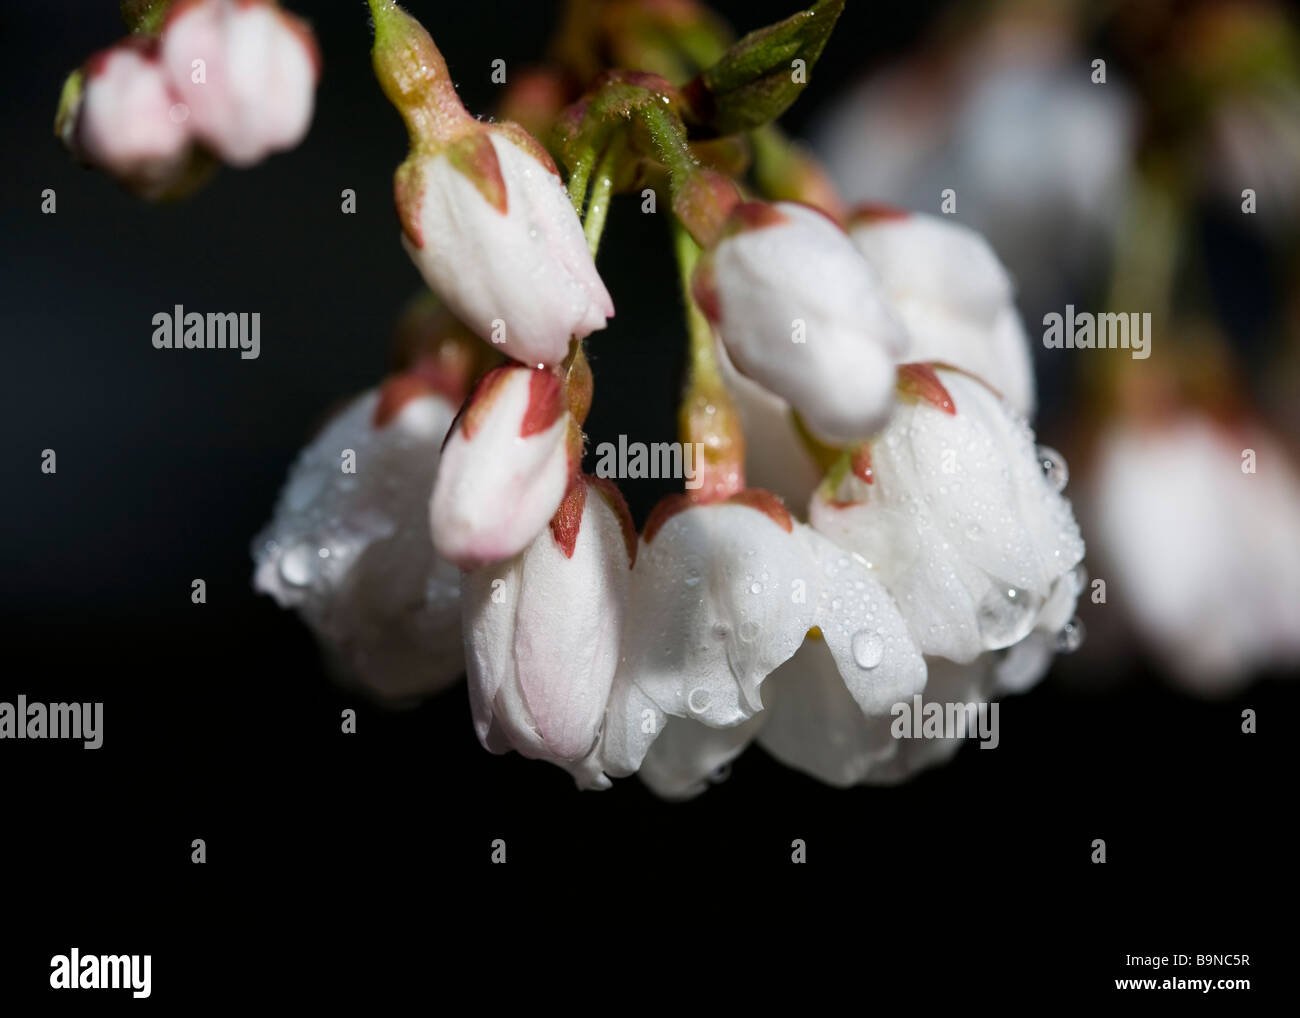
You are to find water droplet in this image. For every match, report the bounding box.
[737,620,760,643]
[684,570,701,587]
[687,687,712,714]
[707,762,731,784]
[850,630,884,669]
[278,545,316,587]
[711,622,730,641]
[1056,616,1086,653]
[749,582,762,594]
[1036,445,1069,492]
[168,103,190,123]
[976,584,1041,649]
[317,547,330,559]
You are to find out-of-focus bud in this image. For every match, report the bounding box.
[463,475,636,788]
[1090,414,1300,694]
[849,207,1036,416]
[370,0,613,368]
[252,370,463,701]
[160,0,319,167]
[811,364,1085,664]
[692,200,909,444]
[57,40,196,199]
[430,365,579,570]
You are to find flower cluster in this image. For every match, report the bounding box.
[250,0,1087,796]
[57,0,319,197]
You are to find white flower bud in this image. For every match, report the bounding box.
[399,130,614,367]
[463,476,636,787]
[693,201,909,444]
[429,365,577,570]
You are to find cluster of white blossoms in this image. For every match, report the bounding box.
[252,0,1086,795]
[57,0,319,196]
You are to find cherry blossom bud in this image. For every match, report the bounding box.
[849,208,1036,415]
[463,476,636,787]
[370,0,612,367]
[397,130,614,366]
[161,0,319,167]
[811,365,1085,664]
[692,200,909,444]
[59,41,192,196]
[430,365,579,570]
[253,372,462,700]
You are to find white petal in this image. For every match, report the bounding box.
[638,714,763,800]
[811,368,1084,662]
[252,388,462,700]
[617,501,816,727]
[797,525,928,715]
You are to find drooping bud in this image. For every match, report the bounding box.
[693,200,909,444]
[430,365,577,569]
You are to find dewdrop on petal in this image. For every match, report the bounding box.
[811,365,1085,663]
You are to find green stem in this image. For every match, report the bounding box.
[672,218,720,387]
[583,137,623,257]
[639,102,699,195]
[567,148,595,217]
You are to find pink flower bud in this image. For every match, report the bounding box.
[693,201,909,444]
[161,0,319,167]
[67,41,191,191]
[463,476,635,787]
[430,365,578,569]
[397,128,614,367]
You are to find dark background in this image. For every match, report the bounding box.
[0,0,1289,1003]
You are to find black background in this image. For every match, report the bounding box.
[0,0,1289,1004]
